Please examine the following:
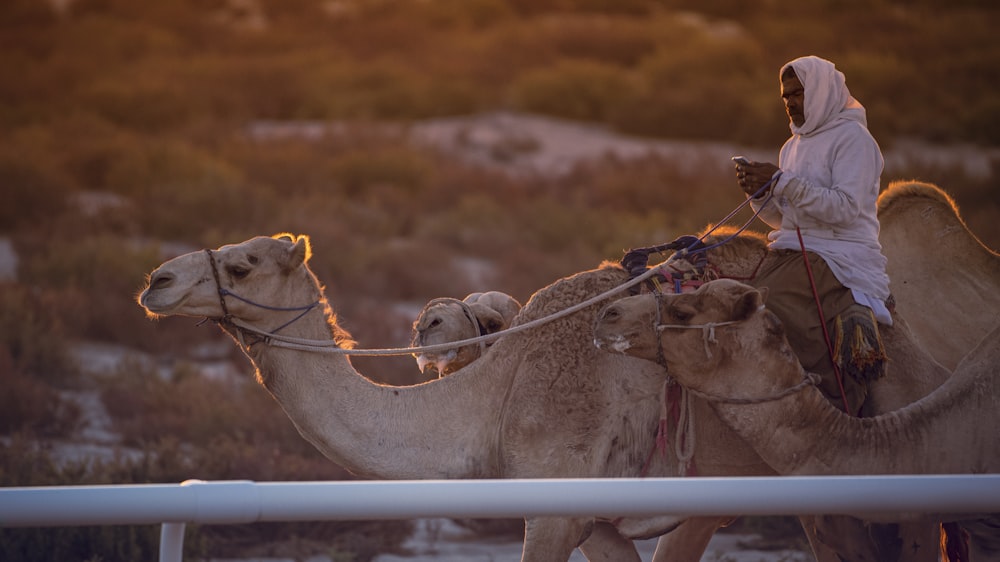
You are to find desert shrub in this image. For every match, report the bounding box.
[510,60,636,123]
[0,140,73,233]
[329,146,433,198]
[81,79,193,134]
[964,96,1000,147]
[522,13,660,66]
[0,0,57,28]
[414,193,519,254]
[16,232,173,350]
[103,139,234,198]
[0,283,77,385]
[100,139,274,239]
[0,435,410,562]
[0,355,81,437]
[19,234,159,294]
[409,0,516,28]
[326,60,450,120]
[52,113,146,193]
[621,36,777,143]
[836,53,924,142]
[99,359,335,461]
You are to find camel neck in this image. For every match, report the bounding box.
[708,370,836,475]
[234,307,509,480]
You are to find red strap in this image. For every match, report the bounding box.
[796,227,852,415]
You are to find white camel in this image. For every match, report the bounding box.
[411,291,521,376]
[593,278,1000,560]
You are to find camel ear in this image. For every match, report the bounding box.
[732,287,765,322]
[757,286,769,304]
[278,235,311,270]
[469,303,505,334]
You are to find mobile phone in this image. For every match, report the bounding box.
[731,156,751,166]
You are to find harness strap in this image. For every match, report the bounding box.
[417,298,488,357]
[205,249,231,321]
[795,227,852,414]
[205,249,321,336]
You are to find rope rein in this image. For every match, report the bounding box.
[795,228,852,414]
[212,255,670,356]
[685,372,822,405]
[412,297,488,357]
[204,175,781,357]
[655,308,821,405]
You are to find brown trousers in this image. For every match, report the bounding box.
[749,249,867,414]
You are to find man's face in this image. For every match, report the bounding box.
[781,75,805,127]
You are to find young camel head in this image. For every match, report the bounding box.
[593,279,798,399]
[410,291,521,377]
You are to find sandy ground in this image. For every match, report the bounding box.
[370,518,812,562]
[208,518,812,562]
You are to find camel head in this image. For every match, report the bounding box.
[594,279,796,397]
[138,233,321,326]
[410,291,521,377]
[464,291,522,328]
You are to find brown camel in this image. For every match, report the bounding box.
[138,235,948,562]
[615,227,953,562]
[137,181,983,562]
[612,180,995,561]
[593,278,1000,560]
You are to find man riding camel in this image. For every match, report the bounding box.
[734,55,891,415]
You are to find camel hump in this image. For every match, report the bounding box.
[877,180,960,217]
[879,180,998,257]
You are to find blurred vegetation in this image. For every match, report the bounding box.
[1,0,998,559]
[0,432,410,562]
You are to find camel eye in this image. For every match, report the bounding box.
[247,255,260,265]
[669,306,694,323]
[228,265,250,280]
[429,318,441,329]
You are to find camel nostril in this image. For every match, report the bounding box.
[149,272,174,291]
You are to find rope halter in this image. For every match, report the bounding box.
[204,249,322,342]
[653,299,819,405]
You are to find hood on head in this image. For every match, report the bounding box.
[781,55,867,137]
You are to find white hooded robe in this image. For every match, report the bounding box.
[751,55,892,324]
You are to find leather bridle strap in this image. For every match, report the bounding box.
[205,249,231,321]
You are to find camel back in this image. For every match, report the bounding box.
[877,180,960,218]
[513,262,630,326]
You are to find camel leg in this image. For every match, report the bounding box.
[895,521,946,562]
[651,516,731,562]
[578,521,641,562]
[803,515,864,562]
[520,516,593,562]
[808,515,943,562]
[957,516,998,562]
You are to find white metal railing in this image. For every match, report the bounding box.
[3,476,999,562]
